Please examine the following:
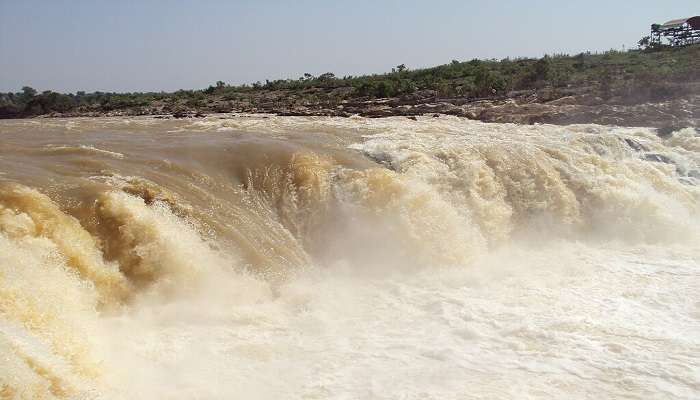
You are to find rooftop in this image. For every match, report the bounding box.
[658,16,700,30]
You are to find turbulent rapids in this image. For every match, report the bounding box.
[0,115,699,399]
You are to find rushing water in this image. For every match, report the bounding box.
[0,115,698,399]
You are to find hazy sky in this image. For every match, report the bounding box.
[1,0,697,93]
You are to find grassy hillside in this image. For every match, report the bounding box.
[1,45,698,118]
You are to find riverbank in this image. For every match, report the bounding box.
[3,46,699,129]
[33,90,700,131]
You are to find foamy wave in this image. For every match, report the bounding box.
[43,144,125,159]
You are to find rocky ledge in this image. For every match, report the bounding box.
[37,91,698,130]
[268,93,699,130]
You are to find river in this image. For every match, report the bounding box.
[1,115,698,399]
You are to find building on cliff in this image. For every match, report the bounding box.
[651,16,700,47]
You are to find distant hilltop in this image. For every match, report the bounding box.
[1,44,698,129]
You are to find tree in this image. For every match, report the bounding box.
[21,86,37,97]
[375,80,396,98]
[533,56,551,81]
[637,35,661,51]
[474,66,506,97]
[573,53,586,71]
[396,64,407,73]
[216,80,226,88]
[638,36,651,49]
[19,86,37,103]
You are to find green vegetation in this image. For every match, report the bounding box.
[1,45,698,118]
